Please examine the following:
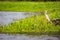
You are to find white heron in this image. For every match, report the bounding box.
[44,10,60,25]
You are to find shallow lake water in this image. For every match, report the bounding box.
[0,12,36,26]
[0,34,60,40]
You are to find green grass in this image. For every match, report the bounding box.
[0,15,60,35]
[0,2,60,12]
[0,2,60,35]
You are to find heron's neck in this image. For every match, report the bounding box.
[45,11,50,22]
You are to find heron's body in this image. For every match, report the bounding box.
[45,10,51,22]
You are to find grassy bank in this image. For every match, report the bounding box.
[0,2,60,12]
[0,2,60,35]
[0,14,60,35]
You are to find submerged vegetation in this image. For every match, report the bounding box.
[0,2,60,35]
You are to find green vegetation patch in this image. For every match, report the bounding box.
[0,15,60,35]
[0,2,60,12]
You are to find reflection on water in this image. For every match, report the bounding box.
[0,12,36,26]
[0,34,60,40]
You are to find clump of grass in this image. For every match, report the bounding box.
[0,15,60,35]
